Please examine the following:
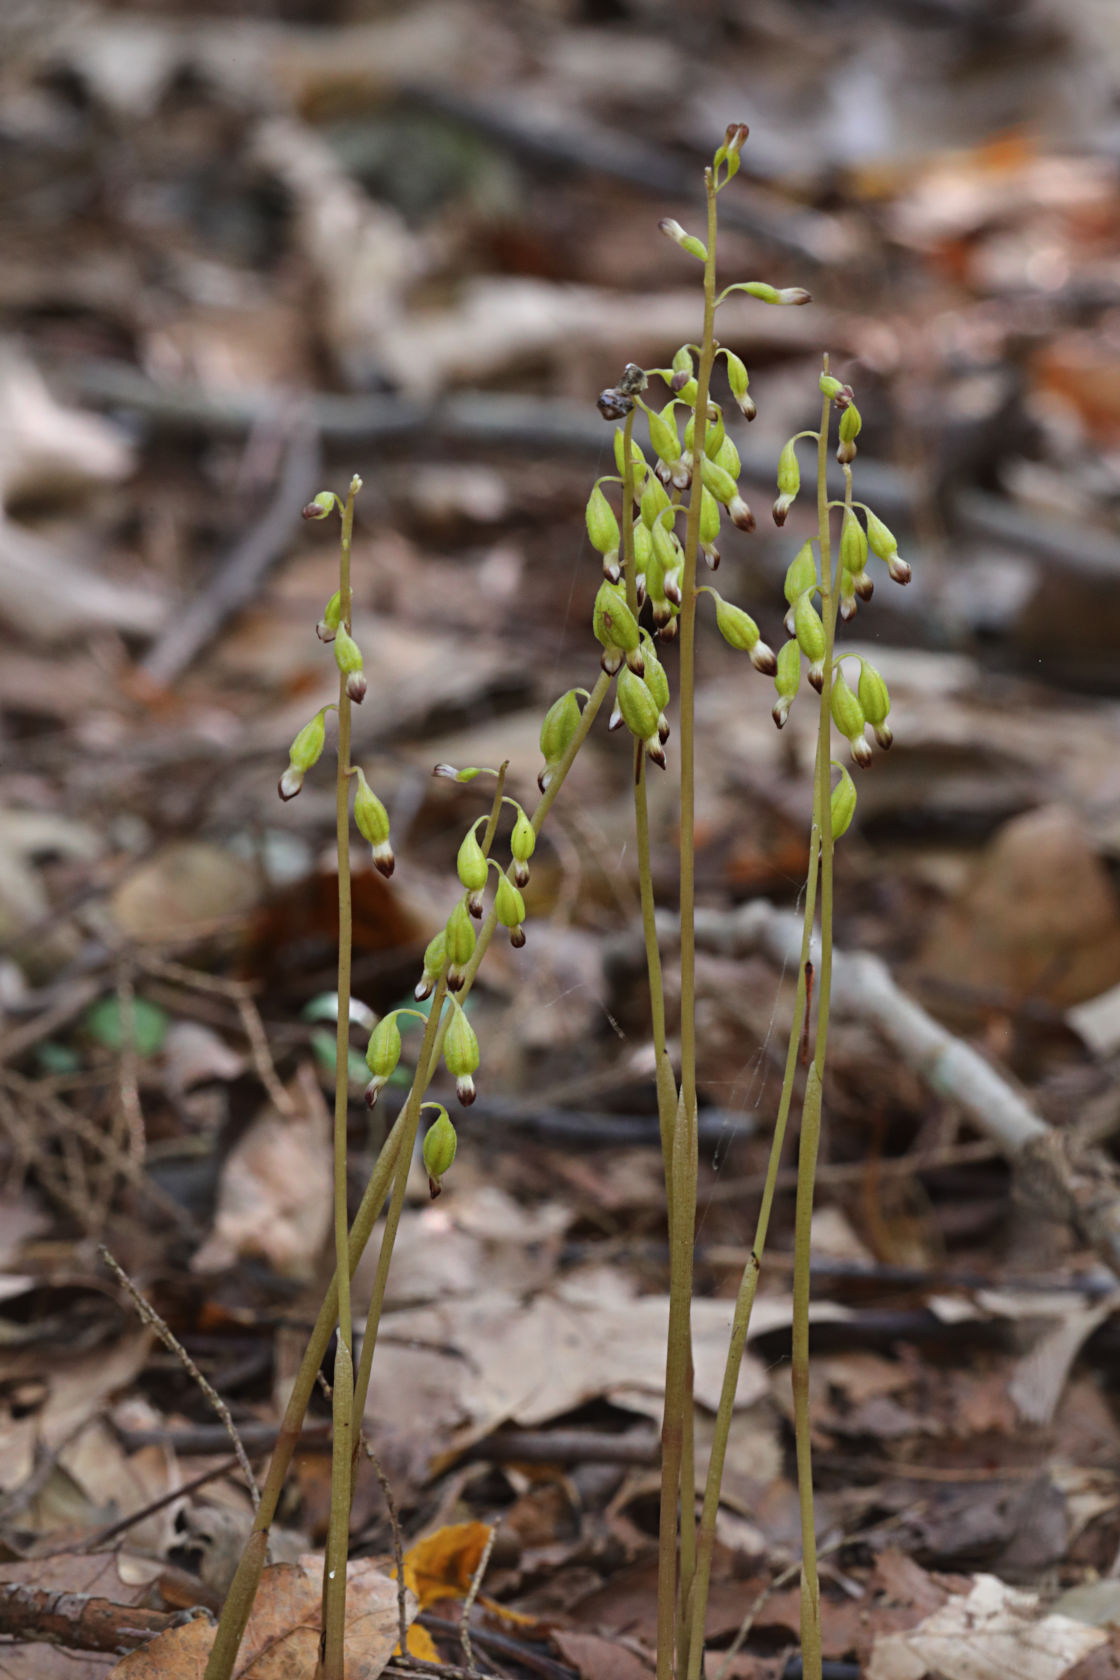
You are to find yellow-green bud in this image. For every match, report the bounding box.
[302,490,337,521]
[840,509,868,575]
[334,627,366,704]
[773,439,800,526]
[445,900,476,989]
[858,660,893,749]
[617,664,662,751]
[784,542,817,613]
[819,374,845,401]
[830,672,871,766]
[712,432,738,477]
[317,589,343,643]
[456,819,489,895]
[494,872,527,947]
[865,510,912,584]
[837,401,862,464]
[593,581,642,672]
[613,428,647,479]
[711,591,758,652]
[279,708,328,801]
[422,1106,457,1196]
[699,456,754,531]
[772,638,801,728]
[830,766,857,839]
[444,1000,480,1105]
[640,474,671,530]
[699,487,722,571]
[510,808,535,864]
[647,402,682,466]
[724,351,755,420]
[658,218,707,262]
[415,930,446,1001]
[354,769,394,878]
[365,1013,402,1106]
[640,634,671,724]
[742,282,811,305]
[538,689,583,790]
[586,484,620,558]
[793,594,827,685]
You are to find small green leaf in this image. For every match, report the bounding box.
[83,995,168,1058]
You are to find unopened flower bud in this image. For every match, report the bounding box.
[456,820,488,895]
[593,581,641,670]
[347,671,367,704]
[742,282,811,306]
[302,490,337,521]
[819,374,845,402]
[641,474,671,530]
[613,427,647,479]
[836,401,862,464]
[711,430,736,474]
[773,439,800,526]
[839,570,858,621]
[354,769,394,877]
[422,1106,457,1197]
[445,900,476,989]
[510,807,536,887]
[887,554,912,585]
[840,509,868,575]
[641,635,671,716]
[724,351,755,420]
[415,931,446,1001]
[784,541,818,610]
[658,219,707,261]
[794,595,827,689]
[830,672,872,766]
[280,708,329,800]
[538,689,583,790]
[364,1012,402,1106]
[772,638,801,728]
[647,403,682,467]
[857,660,892,748]
[830,765,857,839]
[444,1000,480,1106]
[864,509,896,561]
[699,487,722,569]
[334,627,364,689]
[317,590,342,642]
[494,872,527,944]
[586,483,620,560]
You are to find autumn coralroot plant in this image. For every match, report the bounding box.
[201,124,911,1680]
[583,124,910,1680]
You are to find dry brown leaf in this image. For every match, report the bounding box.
[109,1555,405,1679]
[868,1572,1107,1680]
[110,842,261,945]
[191,1069,331,1280]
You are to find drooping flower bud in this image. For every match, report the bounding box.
[302,490,337,521]
[793,594,827,689]
[334,627,366,705]
[317,590,343,643]
[279,707,329,800]
[593,581,642,674]
[586,483,621,568]
[699,487,721,570]
[819,374,845,402]
[830,765,857,839]
[741,282,812,306]
[354,768,394,877]
[711,429,736,475]
[773,439,800,526]
[830,671,872,766]
[443,999,480,1106]
[640,633,671,742]
[509,806,536,887]
[836,401,862,465]
[710,591,776,672]
[415,930,446,1001]
[494,872,527,947]
[456,819,489,899]
[857,660,893,749]
[724,351,755,420]
[839,569,858,622]
[647,402,682,469]
[784,542,818,632]
[422,1106,457,1197]
[445,900,476,990]
[616,666,667,770]
[840,509,868,575]
[658,219,708,262]
[538,689,583,791]
[364,1012,402,1107]
[864,509,912,584]
[772,638,801,728]
[613,427,648,480]
[640,474,671,530]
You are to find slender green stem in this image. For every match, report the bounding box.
[684,828,820,1680]
[657,166,718,1680]
[790,373,843,1680]
[620,410,677,1181]
[323,481,359,1676]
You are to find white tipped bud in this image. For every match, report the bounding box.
[658,219,708,261]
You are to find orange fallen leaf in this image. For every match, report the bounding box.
[399,1521,493,1608]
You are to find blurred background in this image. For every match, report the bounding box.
[4,1,1120,1661]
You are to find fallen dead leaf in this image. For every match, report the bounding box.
[109,1555,407,1679]
[110,842,261,945]
[868,1572,1107,1680]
